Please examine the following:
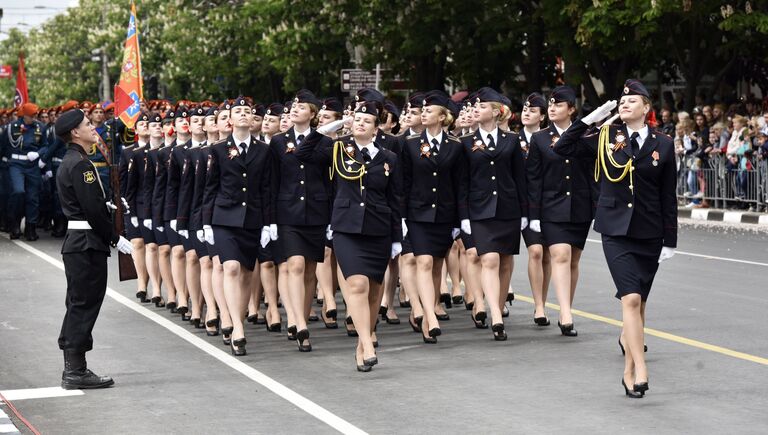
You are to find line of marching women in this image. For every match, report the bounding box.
[114,80,676,396]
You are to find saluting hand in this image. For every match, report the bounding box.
[582,100,618,125]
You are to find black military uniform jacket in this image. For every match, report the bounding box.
[339,128,401,155]
[553,120,678,247]
[164,139,191,221]
[458,128,528,221]
[142,145,163,222]
[118,143,137,205]
[152,141,175,223]
[402,131,464,224]
[270,127,332,226]
[526,124,593,223]
[177,142,209,231]
[203,134,275,230]
[56,144,116,254]
[296,131,402,241]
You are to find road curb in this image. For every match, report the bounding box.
[678,207,768,225]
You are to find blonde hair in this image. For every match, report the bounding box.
[438,106,454,128]
[489,102,504,121]
[731,114,747,128]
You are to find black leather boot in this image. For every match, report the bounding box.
[25,223,39,241]
[0,214,8,232]
[9,219,21,239]
[61,350,114,390]
[51,216,67,238]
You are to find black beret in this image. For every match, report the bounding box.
[205,107,219,118]
[355,87,385,105]
[252,104,265,117]
[138,111,151,123]
[219,100,232,111]
[500,94,512,108]
[524,92,547,110]
[190,106,206,117]
[474,87,504,104]
[320,98,343,114]
[355,101,380,117]
[621,79,650,99]
[283,101,292,113]
[231,95,251,110]
[149,113,162,123]
[550,86,576,105]
[265,103,284,117]
[174,106,189,119]
[423,90,451,109]
[407,92,426,110]
[54,109,85,139]
[163,110,175,122]
[383,100,400,118]
[293,89,322,108]
[447,99,460,119]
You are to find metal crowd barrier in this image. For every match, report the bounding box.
[676,153,767,212]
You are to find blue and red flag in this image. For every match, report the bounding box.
[114,1,143,128]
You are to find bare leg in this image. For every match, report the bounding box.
[171,245,188,308]
[278,263,296,331]
[286,256,309,333]
[570,248,583,305]
[340,272,375,360]
[185,250,202,320]
[381,258,399,321]
[158,245,176,303]
[479,253,502,325]
[199,256,216,326]
[548,243,574,325]
[316,247,338,319]
[145,243,162,300]
[131,238,149,294]
[416,255,440,334]
[260,261,280,326]
[528,245,546,317]
[465,248,484,315]
[621,294,647,385]
[498,254,513,311]
[446,242,462,298]
[212,255,231,330]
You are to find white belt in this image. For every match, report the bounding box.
[68,220,93,230]
[11,154,29,161]
[52,157,63,163]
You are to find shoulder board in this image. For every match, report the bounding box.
[446,135,461,143]
[459,132,474,139]
[406,134,420,140]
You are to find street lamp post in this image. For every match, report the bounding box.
[91,48,109,102]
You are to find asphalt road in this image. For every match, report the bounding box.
[1,220,767,434]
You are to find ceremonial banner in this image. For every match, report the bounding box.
[0,65,12,79]
[114,1,143,129]
[14,53,28,108]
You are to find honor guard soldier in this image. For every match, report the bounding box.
[0,102,49,240]
[45,100,80,237]
[553,79,677,398]
[54,109,133,390]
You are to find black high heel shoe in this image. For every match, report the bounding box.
[428,327,441,338]
[296,329,312,352]
[436,313,450,321]
[622,379,643,398]
[177,306,191,321]
[246,313,259,324]
[363,355,378,367]
[422,329,437,344]
[501,306,510,318]
[205,318,220,336]
[465,301,474,311]
[378,306,388,319]
[355,353,372,372]
[492,323,507,341]
[558,321,578,337]
[506,292,515,305]
[345,317,358,337]
[409,315,423,333]
[222,333,232,346]
[634,381,649,394]
[190,318,203,329]
[266,321,282,333]
[384,312,400,325]
[136,290,149,303]
[618,337,648,355]
[231,338,247,356]
[439,293,452,309]
[534,312,550,326]
[321,309,338,329]
[471,311,488,329]
[287,325,297,341]
[151,296,165,308]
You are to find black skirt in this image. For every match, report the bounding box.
[601,234,663,302]
[333,232,391,284]
[141,224,156,244]
[522,226,545,248]
[181,231,195,252]
[401,234,413,255]
[124,216,142,240]
[277,224,326,263]
[213,226,260,270]
[260,239,284,264]
[471,218,521,256]
[153,225,168,246]
[542,221,591,250]
[164,220,182,248]
[408,221,454,258]
[193,236,209,258]
[460,230,475,250]
[205,240,217,258]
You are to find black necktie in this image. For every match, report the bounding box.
[630,132,640,158]
[431,138,440,154]
[241,142,248,159]
[487,134,495,150]
[360,147,371,163]
[297,134,305,145]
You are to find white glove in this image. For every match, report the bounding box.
[170,219,177,231]
[157,226,164,232]
[178,229,189,239]
[317,118,346,135]
[460,219,472,235]
[130,217,139,227]
[402,218,408,239]
[26,151,40,161]
[521,217,529,230]
[658,247,675,263]
[43,170,53,180]
[581,100,618,125]
[326,224,333,240]
[269,224,278,241]
[203,225,215,245]
[105,201,117,212]
[260,226,271,248]
[121,197,130,213]
[143,219,152,229]
[529,219,541,233]
[116,236,134,255]
[451,228,460,239]
[196,229,205,242]
[390,242,402,259]
[38,159,46,169]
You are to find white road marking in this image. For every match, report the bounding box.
[0,388,84,401]
[5,237,366,435]
[585,238,768,267]
[0,424,20,433]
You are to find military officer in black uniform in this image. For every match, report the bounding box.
[527,86,593,337]
[54,109,133,389]
[202,96,277,356]
[297,101,402,372]
[553,79,677,398]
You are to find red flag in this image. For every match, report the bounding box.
[0,65,12,79]
[14,53,29,108]
[115,1,143,128]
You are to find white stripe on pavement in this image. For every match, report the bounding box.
[4,236,367,435]
[0,387,83,401]
[0,424,19,434]
[586,238,768,267]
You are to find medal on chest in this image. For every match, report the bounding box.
[613,133,626,152]
[472,139,485,152]
[384,162,390,177]
[420,142,431,158]
[652,150,660,166]
[286,142,295,153]
[227,145,239,160]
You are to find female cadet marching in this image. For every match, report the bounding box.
[401,90,464,344]
[459,87,528,341]
[269,89,333,352]
[296,101,402,372]
[527,86,592,336]
[202,96,277,356]
[518,93,552,326]
[553,79,677,398]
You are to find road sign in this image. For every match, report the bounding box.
[341,68,408,93]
